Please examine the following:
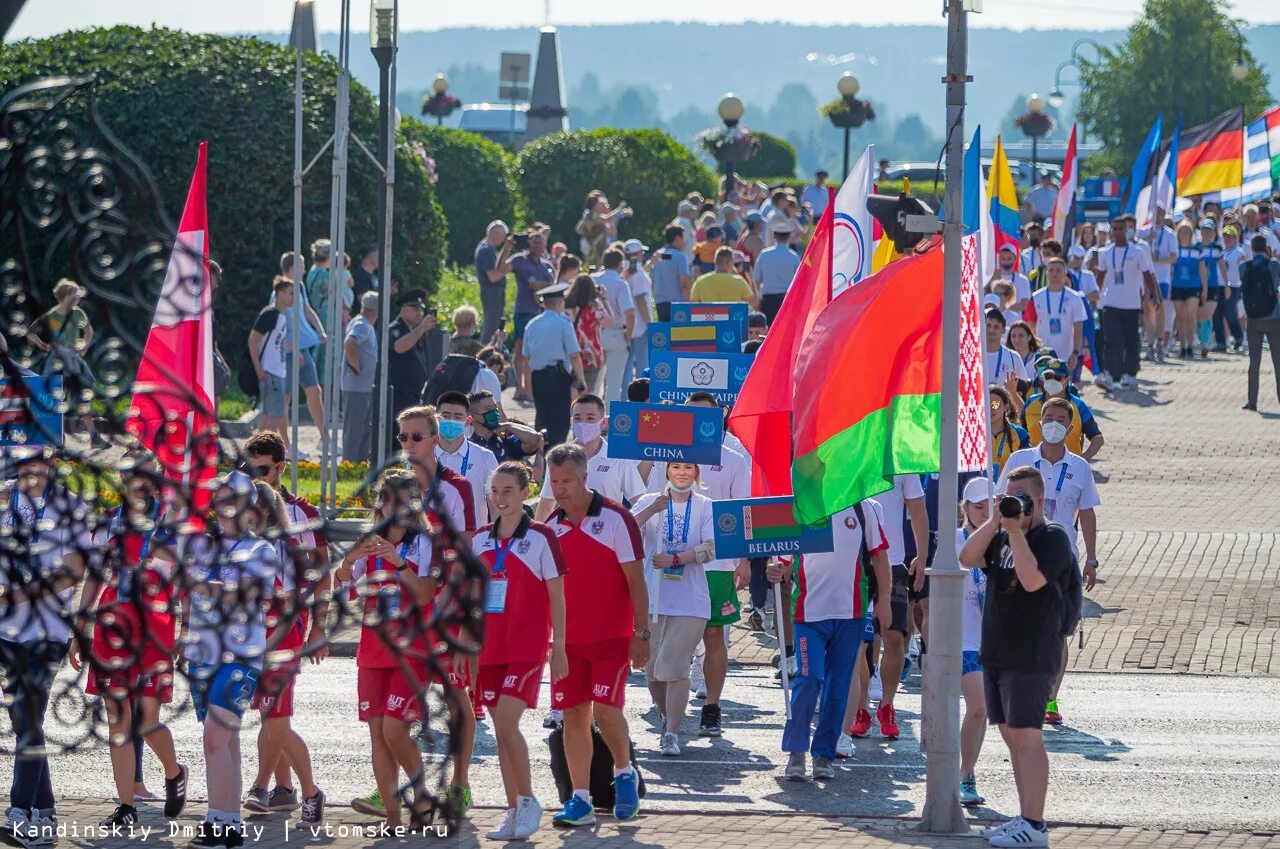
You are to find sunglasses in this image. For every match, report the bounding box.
[251,464,273,478]
[397,432,429,443]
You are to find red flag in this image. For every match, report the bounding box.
[125,142,218,513]
[727,190,834,496]
[1050,124,1078,241]
[639,409,694,445]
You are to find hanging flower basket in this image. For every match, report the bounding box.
[1014,111,1055,138]
[821,97,876,129]
[696,125,762,164]
[421,91,462,119]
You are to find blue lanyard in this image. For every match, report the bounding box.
[10,488,46,544]
[1045,287,1066,315]
[1112,245,1130,281]
[994,348,1005,378]
[459,442,471,477]
[1034,459,1069,494]
[491,534,517,576]
[666,495,692,549]
[375,541,411,575]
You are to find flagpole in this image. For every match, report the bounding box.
[918,0,968,834]
[290,36,304,493]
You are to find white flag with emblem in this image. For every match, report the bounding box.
[832,144,875,297]
[677,357,729,390]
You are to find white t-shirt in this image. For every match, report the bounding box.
[997,446,1101,556]
[1032,286,1087,360]
[0,486,91,644]
[869,474,925,566]
[540,439,646,508]
[1243,227,1280,255]
[985,345,1029,385]
[1222,245,1247,287]
[633,492,713,619]
[1142,226,1178,283]
[251,307,290,379]
[471,364,503,400]
[647,444,749,572]
[1021,248,1044,278]
[999,272,1032,305]
[954,527,987,653]
[1074,268,1100,300]
[184,534,279,668]
[627,268,652,341]
[723,431,751,473]
[437,440,499,525]
[794,500,888,623]
[1096,241,1155,310]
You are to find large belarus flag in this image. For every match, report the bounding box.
[125,142,218,513]
[727,192,834,496]
[791,247,943,525]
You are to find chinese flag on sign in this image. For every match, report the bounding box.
[125,142,218,514]
[639,409,695,446]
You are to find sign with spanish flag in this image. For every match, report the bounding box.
[605,401,724,464]
[647,321,742,354]
[1177,107,1244,197]
[712,496,834,559]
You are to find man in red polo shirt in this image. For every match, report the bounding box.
[543,444,648,828]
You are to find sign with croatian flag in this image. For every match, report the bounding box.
[605,402,724,465]
[649,351,755,405]
[0,375,64,450]
[647,321,742,354]
[669,302,749,336]
[712,496,835,559]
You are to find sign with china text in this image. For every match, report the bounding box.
[605,402,724,465]
[0,375,64,451]
[647,321,742,355]
[712,496,835,559]
[648,351,754,406]
[669,301,749,338]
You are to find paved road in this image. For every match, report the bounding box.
[23,657,1280,832]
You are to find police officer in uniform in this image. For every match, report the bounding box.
[521,281,587,447]
[387,288,438,431]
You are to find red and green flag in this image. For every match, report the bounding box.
[790,246,943,525]
[744,500,804,541]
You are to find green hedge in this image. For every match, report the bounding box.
[736,131,798,179]
[0,26,445,357]
[515,128,717,250]
[400,118,518,267]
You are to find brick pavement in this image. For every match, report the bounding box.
[22,801,1280,849]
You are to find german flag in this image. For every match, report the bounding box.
[1177,107,1243,197]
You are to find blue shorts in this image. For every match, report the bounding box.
[261,374,286,417]
[188,661,259,723]
[1159,282,1171,299]
[512,312,537,344]
[295,349,320,388]
[962,650,983,676]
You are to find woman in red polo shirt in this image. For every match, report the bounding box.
[336,471,439,828]
[471,462,568,840]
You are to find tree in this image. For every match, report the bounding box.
[736,131,798,179]
[1077,0,1271,166]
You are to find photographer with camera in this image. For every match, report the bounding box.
[959,467,1075,849]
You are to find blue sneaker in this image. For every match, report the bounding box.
[551,795,596,828]
[899,656,913,683]
[611,769,641,820]
[959,776,985,806]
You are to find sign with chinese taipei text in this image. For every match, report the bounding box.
[647,321,742,354]
[669,302,749,335]
[712,496,835,559]
[0,375,64,451]
[648,351,754,405]
[605,402,724,465]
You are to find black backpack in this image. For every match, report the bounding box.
[421,354,481,406]
[1240,258,1279,319]
[236,336,267,399]
[548,723,645,811]
[1058,545,1083,637]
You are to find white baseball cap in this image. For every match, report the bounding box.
[622,238,649,254]
[963,477,996,504]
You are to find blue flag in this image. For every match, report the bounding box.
[1125,114,1163,214]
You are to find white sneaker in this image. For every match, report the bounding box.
[1122,375,1138,389]
[988,818,1048,847]
[511,796,543,840]
[869,670,884,702]
[28,813,57,846]
[485,808,517,840]
[981,816,1023,839]
[542,709,563,729]
[1094,372,1112,390]
[835,734,855,759]
[908,634,922,661]
[689,657,706,697]
[659,732,681,757]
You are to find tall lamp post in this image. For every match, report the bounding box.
[1015,93,1052,190]
[715,94,747,188]
[827,72,874,180]
[1047,38,1100,143]
[288,0,317,491]
[369,0,398,467]
[421,72,461,126]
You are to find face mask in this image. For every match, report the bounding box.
[571,421,602,445]
[481,410,502,429]
[1125,228,1135,241]
[1000,262,1015,272]
[1043,378,1065,396]
[1041,421,1069,445]
[437,419,466,441]
[668,480,697,494]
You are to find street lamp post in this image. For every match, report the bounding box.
[432,73,448,125]
[716,94,746,187]
[1017,93,1052,190]
[822,72,874,180]
[288,0,316,489]
[837,73,859,179]
[369,0,398,467]
[1047,37,1100,143]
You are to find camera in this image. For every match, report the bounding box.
[513,233,530,252]
[999,493,1033,519]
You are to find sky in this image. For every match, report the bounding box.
[8,0,1280,37]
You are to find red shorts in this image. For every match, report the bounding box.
[550,639,630,711]
[86,603,176,703]
[476,662,544,709]
[357,664,427,723]
[252,620,307,718]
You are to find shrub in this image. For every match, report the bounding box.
[0,26,445,359]
[400,118,518,266]
[736,131,798,179]
[516,128,716,250]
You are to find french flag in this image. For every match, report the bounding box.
[125,142,218,513]
[1051,124,1078,242]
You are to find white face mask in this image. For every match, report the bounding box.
[1043,379,1065,396]
[571,421,602,445]
[668,480,697,494]
[1041,421,1069,445]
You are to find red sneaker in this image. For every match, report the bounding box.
[876,703,900,739]
[849,708,872,738]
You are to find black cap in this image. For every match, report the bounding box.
[395,288,428,309]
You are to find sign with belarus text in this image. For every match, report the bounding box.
[712,496,835,559]
[648,351,754,405]
[647,321,742,355]
[669,301,749,336]
[0,375,64,451]
[605,402,724,465]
